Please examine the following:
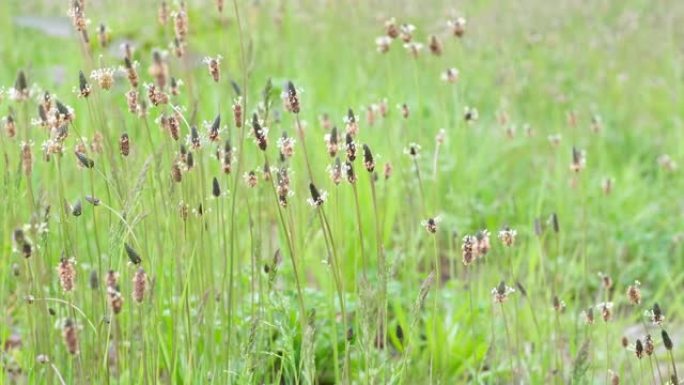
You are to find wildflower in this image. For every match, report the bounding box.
[170,77,182,96]
[597,302,613,322]
[125,89,138,114]
[171,162,182,183]
[132,268,147,303]
[548,134,562,146]
[404,142,421,158]
[635,339,644,359]
[657,154,677,172]
[62,318,79,355]
[90,131,104,154]
[498,227,517,247]
[428,35,443,55]
[362,144,375,172]
[21,141,33,176]
[601,177,614,195]
[90,67,116,90]
[207,114,221,142]
[476,230,490,256]
[75,151,94,169]
[626,280,641,305]
[282,81,301,113]
[188,125,202,149]
[399,23,415,43]
[582,307,595,325]
[203,55,222,82]
[71,200,82,216]
[344,161,356,184]
[567,110,578,128]
[243,171,258,188]
[324,126,339,157]
[552,295,566,313]
[119,133,130,156]
[149,51,168,88]
[98,24,110,48]
[448,17,467,37]
[85,195,100,206]
[422,216,440,234]
[436,129,447,145]
[400,103,410,119]
[376,36,392,53]
[10,70,30,101]
[345,133,357,161]
[384,162,393,180]
[591,114,602,133]
[57,257,76,293]
[549,212,560,233]
[644,335,655,356]
[646,303,665,325]
[524,123,534,137]
[441,67,459,83]
[464,106,479,123]
[462,235,477,266]
[344,108,358,136]
[77,70,91,97]
[221,139,233,174]
[158,0,169,24]
[385,17,399,39]
[403,42,424,58]
[146,84,169,106]
[328,158,343,185]
[67,0,89,32]
[232,97,243,128]
[621,336,629,349]
[366,104,378,126]
[277,133,296,158]
[172,37,185,58]
[505,125,516,139]
[491,281,515,303]
[608,370,619,385]
[106,270,119,290]
[122,58,139,88]
[107,286,124,314]
[570,146,586,172]
[4,114,16,137]
[251,113,268,151]
[173,9,188,42]
[307,183,327,207]
[276,168,291,207]
[598,272,613,290]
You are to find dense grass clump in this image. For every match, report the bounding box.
[0,0,683,384]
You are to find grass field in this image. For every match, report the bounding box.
[1,0,683,384]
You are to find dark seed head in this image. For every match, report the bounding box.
[89,269,99,289]
[124,243,142,265]
[75,152,94,168]
[71,199,82,216]
[635,339,644,359]
[119,133,130,156]
[212,177,221,197]
[662,330,673,350]
[85,195,100,206]
[362,144,374,172]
